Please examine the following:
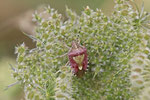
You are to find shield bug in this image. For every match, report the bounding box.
[68,41,88,77]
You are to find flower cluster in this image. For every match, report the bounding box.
[13,0,150,100]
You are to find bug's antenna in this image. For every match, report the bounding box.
[76,27,82,44]
[77,38,80,45]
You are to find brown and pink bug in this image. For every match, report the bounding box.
[68,41,88,77]
[57,40,88,77]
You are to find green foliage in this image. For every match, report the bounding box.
[0,58,21,100]
[13,0,150,100]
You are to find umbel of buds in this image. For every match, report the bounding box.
[68,41,88,77]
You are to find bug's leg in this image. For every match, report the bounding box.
[65,61,69,66]
[55,46,72,58]
[56,52,68,58]
[63,42,70,49]
[54,39,72,59]
[58,39,70,49]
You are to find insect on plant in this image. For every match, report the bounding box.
[57,37,88,78]
[9,1,150,99]
[68,40,88,77]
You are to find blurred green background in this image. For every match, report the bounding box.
[0,0,149,100]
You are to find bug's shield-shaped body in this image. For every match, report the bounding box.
[68,42,88,77]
